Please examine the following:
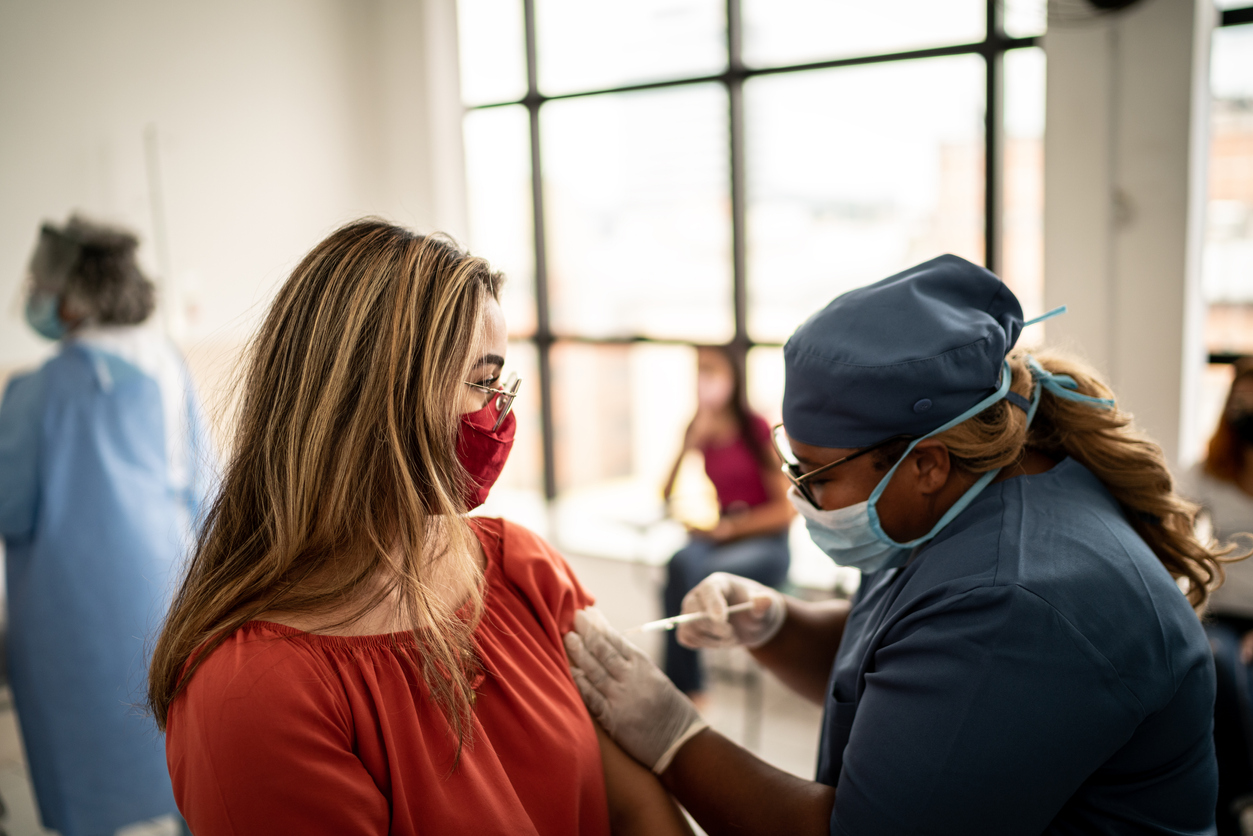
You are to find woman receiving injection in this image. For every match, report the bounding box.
[148,220,693,835]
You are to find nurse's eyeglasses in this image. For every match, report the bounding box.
[466,372,521,432]
[771,423,914,509]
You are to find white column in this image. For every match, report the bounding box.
[359,0,469,240]
[1043,0,1215,466]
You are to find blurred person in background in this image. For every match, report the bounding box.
[149,220,693,835]
[660,345,792,701]
[0,216,213,836]
[1180,359,1253,835]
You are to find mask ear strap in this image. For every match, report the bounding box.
[866,361,1014,550]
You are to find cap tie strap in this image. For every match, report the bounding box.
[1023,305,1067,328]
[1024,355,1115,412]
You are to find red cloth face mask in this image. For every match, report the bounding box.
[456,402,516,510]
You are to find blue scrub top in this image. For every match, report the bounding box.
[818,458,1217,835]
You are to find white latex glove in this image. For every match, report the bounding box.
[564,608,708,774]
[676,572,785,650]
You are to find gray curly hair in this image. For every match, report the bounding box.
[28,215,156,326]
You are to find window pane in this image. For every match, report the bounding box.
[535,0,725,96]
[746,346,784,426]
[551,343,697,562]
[464,106,536,337]
[742,0,984,69]
[473,341,547,533]
[1205,25,1253,355]
[1003,47,1046,337]
[746,56,986,344]
[543,85,733,341]
[1003,0,1046,38]
[457,0,528,106]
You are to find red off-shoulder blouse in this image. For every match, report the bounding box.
[165,518,609,836]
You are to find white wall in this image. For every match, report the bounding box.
[1043,0,1215,466]
[0,0,465,379]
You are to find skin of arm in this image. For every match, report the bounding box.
[660,728,834,836]
[661,431,691,502]
[748,595,850,705]
[664,412,715,502]
[596,722,695,836]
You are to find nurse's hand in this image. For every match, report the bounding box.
[677,572,785,650]
[565,609,708,774]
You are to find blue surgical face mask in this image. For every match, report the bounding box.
[795,361,1016,570]
[788,488,910,573]
[25,294,66,340]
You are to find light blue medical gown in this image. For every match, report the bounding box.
[0,331,215,836]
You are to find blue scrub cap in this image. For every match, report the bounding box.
[782,254,1024,449]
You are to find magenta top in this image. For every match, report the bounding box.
[701,413,773,515]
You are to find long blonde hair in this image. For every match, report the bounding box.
[148,220,502,754]
[914,349,1243,613]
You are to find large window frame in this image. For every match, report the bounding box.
[468,0,1043,501]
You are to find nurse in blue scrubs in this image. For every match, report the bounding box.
[566,255,1234,835]
[0,217,214,836]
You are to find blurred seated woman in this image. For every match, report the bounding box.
[660,346,793,698]
[148,221,692,835]
[1180,358,1253,835]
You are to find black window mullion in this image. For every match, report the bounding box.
[523,0,558,502]
[983,0,1004,275]
[1222,6,1253,26]
[728,0,749,370]
[469,38,1040,113]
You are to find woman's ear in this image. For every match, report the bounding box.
[908,440,952,495]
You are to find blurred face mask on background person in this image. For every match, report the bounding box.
[25,293,66,340]
[696,371,733,410]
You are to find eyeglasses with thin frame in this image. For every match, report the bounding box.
[466,372,521,432]
[771,423,914,509]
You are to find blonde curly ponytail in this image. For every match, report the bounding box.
[930,348,1246,613]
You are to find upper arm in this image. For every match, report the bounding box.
[170,651,389,836]
[596,722,694,836]
[0,373,44,539]
[832,588,1137,836]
